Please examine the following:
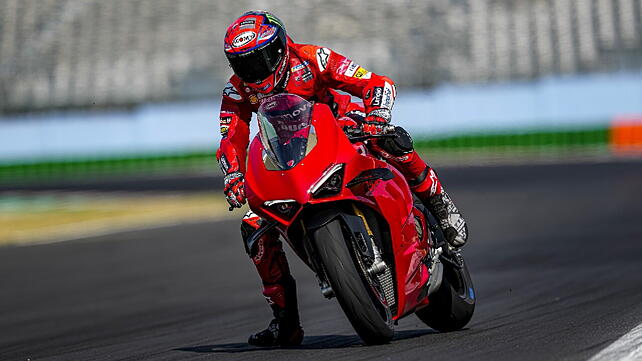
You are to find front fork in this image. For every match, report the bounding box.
[301,205,397,316]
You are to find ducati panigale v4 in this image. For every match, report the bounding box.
[244,93,475,344]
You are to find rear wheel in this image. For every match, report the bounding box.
[312,219,394,345]
[415,252,475,332]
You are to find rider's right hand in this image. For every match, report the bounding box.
[223,171,246,208]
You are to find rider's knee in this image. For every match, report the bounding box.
[379,125,414,157]
[241,210,272,256]
[241,215,281,258]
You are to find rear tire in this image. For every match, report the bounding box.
[415,255,475,332]
[312,219,394,345]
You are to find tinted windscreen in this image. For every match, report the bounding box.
[258,94,315,170]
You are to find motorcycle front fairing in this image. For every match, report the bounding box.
[245,98,432,319]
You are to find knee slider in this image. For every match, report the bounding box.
[242,222,278,257]
[241,221,258,255]
[380,126,414,156]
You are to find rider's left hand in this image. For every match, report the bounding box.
[223,171,246,209]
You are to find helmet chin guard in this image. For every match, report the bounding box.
[247,49,289,93]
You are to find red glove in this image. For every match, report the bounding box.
[223,171,246,208]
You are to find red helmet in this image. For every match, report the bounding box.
[224,11,289,93]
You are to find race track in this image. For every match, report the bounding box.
[2,160,642,360]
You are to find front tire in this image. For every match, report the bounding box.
[312,219,394,345]
[415,254,475,332]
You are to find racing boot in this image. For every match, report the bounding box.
[404,158,468,248]
[248,276,304,347]
[425,190,468,248]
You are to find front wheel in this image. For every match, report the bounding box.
[312,219,394,345]
[415,252,475,332]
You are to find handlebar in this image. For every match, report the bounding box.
[347,133,398,143]
[345,125,398,143]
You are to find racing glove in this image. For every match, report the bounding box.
[362,113,391,135]
[223,171,246,208]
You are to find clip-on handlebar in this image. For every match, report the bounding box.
[345,125,398,143]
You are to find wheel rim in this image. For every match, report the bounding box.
[349,236,393,324]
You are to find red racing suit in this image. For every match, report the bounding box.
[216,39,442,310]
[216,38,398,175]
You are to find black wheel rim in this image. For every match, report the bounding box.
[348,234,393,324]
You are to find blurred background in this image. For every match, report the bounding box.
[2,0,642,245]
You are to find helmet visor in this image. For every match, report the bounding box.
[227,38,284,84]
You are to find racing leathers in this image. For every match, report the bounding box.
[216,39,468,346]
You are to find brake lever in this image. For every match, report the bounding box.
[348,133,398,143]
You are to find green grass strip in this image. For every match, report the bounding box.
[414,127,608,150]
[0,127,609,183]
[0,151,218,184]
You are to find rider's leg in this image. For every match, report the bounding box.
[240,211,304,347]
[373,126,469,248]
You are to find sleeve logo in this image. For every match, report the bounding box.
[220,115,233,137]
[344,61,359,77]
[381,82,395,109]
[316,48,330,72]
[223,82,242,101]
[371,87,383,107]
[354,67,371,79]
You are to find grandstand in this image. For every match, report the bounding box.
[1,0,642,113]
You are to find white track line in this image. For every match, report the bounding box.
[588,323,642,361]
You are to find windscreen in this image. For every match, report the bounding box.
[258,94,315,170]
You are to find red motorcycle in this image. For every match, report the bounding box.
[245,94,475,344]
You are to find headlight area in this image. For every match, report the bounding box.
[310,163,345,198]
[263,199,300,220]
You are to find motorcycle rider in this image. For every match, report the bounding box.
[218,11,468,347]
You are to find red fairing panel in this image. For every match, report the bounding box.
[245,103,432,318]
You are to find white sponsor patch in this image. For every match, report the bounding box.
[223,82,242,101]
[359,71,372,79]
[381,82,395,110]
[316,47,330,72]
[344,61,359,77]
[232,31,256,48]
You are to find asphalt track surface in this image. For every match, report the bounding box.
[2,160,642,361]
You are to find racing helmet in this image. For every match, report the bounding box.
[224,11,289,93]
